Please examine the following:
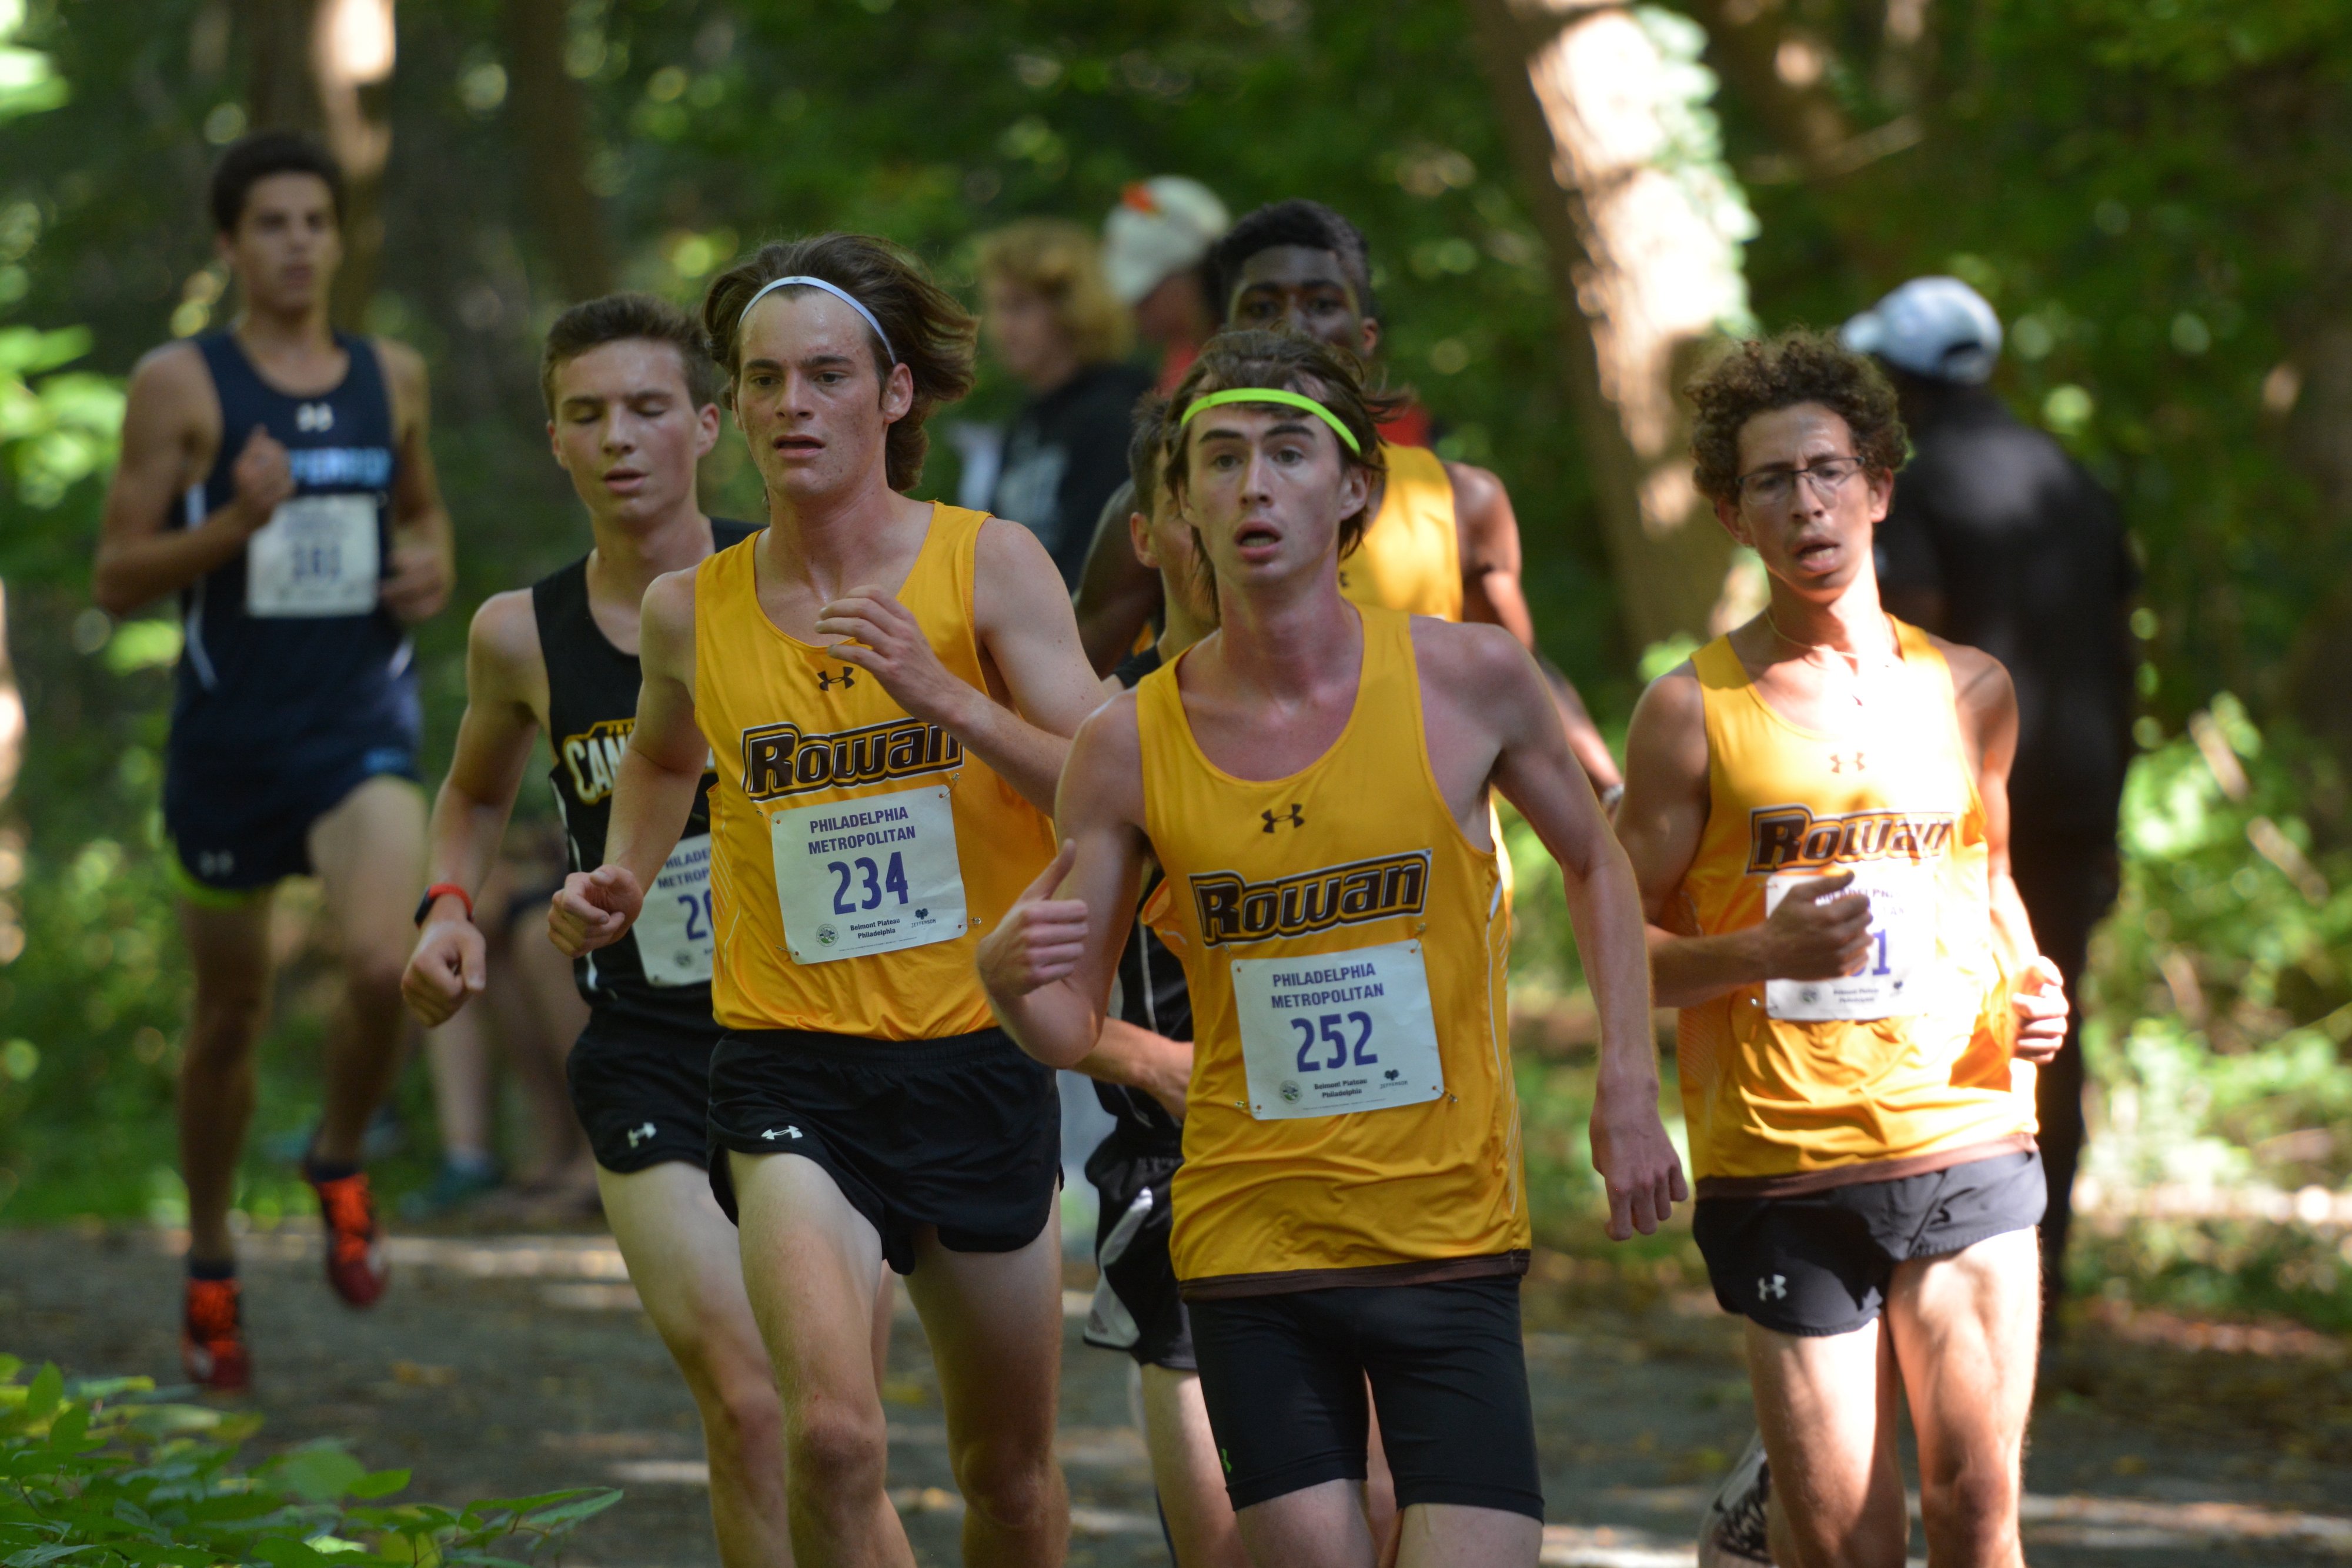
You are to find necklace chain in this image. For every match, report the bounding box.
[1760,609,1900,706]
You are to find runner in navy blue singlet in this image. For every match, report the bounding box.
[92,133,455,1390]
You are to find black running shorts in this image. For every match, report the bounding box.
[1189,1276,1543,1519]
[1693,1149,2048,1338]
[705,1027,1060,1276]
[566,1013,715,1176]
[1082,1130,1194,1370]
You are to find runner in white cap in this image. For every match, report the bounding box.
[1101,176,1230,395]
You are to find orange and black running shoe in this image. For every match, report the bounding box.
[306,1167,389,1307]
[182,1277,250,1392]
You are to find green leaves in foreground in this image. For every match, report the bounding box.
[0,1356,620,1568]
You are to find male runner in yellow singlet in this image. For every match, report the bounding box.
[549,235,1105,1567]
[1613,332,2069,1568]
[1071,199,1620,804]
[402,293,891,1566]
[983,330,1684,1568]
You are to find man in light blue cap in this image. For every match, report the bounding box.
[1843,275,2138,1336]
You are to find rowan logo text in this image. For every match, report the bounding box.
[1190,851,1429,948]
[1747,804,1957,874]
[739,717,960,801]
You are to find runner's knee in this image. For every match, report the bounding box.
[787,1402,890,1497]
[343,941,409,1007]
[185,989,268,1059]
[1919,1450,2017,1538]
[951,1431,1060,1530]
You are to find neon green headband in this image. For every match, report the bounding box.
[1178,387,1363,456]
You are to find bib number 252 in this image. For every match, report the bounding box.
[1291,1011,1377,1072]
[828,851,911,914]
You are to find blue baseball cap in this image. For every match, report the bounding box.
[1841,276,2002,385]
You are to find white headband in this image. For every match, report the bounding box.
[737,275,897,366]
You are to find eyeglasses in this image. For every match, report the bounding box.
[1734,456,1865,507]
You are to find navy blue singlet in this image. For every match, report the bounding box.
[162,331,422,892]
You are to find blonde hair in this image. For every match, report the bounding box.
[975,218,1134,366]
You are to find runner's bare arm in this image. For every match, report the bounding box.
[978,695,1148,1068]
[1074,1024,1194,1122]
[403,591,547,1025]
[816,517,1102,814]
[1618,664,1871,1007]
[1448,461,1622,791]
[1444,622,1685,1238]
[549,569,703,956]
[1943,638,2068,1062]
[376,340,455,625]
[91,344,277,616]
[1073,481,1162,676]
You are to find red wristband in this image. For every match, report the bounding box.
[417,882,475,925]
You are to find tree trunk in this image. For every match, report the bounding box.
[239,0,395,329]
[1464,0,1759,652]
[503,0,613,303]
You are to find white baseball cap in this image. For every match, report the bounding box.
[1840,276,2002,385]
[1102,177,1230,306]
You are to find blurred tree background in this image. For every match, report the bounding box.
[1,0,2347,1326]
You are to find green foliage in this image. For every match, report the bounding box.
[1723,0,2352,725]
[0,1354,620,1567]
[2084,697,2352,1197]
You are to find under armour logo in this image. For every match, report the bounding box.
[1828,751,1866,774]
[815,667,856,692]
[1759,1273,1788,1301]
[295,402,334,432]
[760,1126,803,1141]
[196,850,235,877]
[625,1122,656,1149]
[1261,804,1304,833]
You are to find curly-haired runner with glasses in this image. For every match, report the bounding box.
[1611,330,2069,1568]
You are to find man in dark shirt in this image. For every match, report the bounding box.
[1845,277,2139,1322]
[978,218,1155,589]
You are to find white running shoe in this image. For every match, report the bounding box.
[1698,1431,1775,1566]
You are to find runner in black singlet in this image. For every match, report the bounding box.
[92,133,455,1389]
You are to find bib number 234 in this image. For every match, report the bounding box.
[768,785,968,965]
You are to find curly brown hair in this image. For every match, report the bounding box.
[703,234,976,493]
[1159,328,1397,559]
[1686,330,1907,505]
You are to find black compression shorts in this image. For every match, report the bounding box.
[705,1027,1060,1276]
[1190,1276,1542,1519]
[1693,1149,2047,1337]
[566,1013,715,1176]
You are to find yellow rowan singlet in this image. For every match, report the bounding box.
[1138,604,1527,1295]
[693,506,1058,1038]
[1675,622,2033,1196]
[1339,442,1462,622]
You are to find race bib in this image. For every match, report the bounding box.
[1231,939,1444,1121]
[630,834,714,987]
[769,785,967,964]
[1763,862,1933,1021]
[246,494,379,617]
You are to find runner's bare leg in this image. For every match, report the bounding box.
[733,1150,911,1568]
[1886,1229,2039,1568]
[904,1216,1071,1568]
[176,894,275,1263]
[1747,1316,1909,1567]
[306,775,426,1165]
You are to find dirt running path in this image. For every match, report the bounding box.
[4,1225,2348,1566]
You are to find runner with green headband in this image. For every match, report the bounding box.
[1179,386,1363,454]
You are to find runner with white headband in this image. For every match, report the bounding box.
[549,234,1105,1565]
[737,274,897,365]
